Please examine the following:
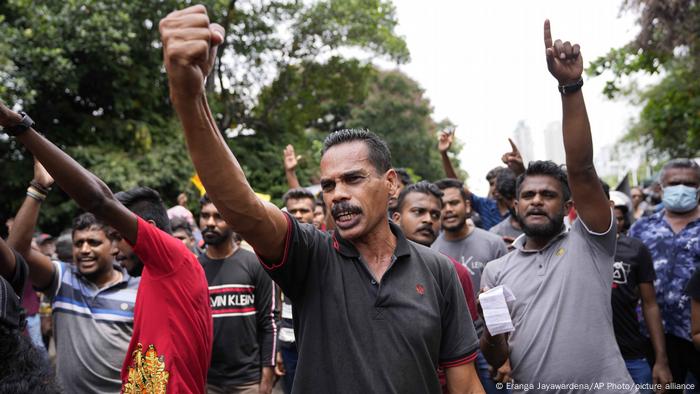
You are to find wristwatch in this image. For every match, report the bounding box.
[558,78,584,95]
[4,111,34,136]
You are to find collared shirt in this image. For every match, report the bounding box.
[482,218,636,393]
[256,213,478,394]
[629,210,700,341]
[45,261,139,394]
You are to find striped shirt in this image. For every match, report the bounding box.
[46,261,139,394]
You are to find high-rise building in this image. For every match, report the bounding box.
[543,121,566,165]
[512,120,534,165]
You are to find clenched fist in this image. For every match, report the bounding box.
[159,5,225,100]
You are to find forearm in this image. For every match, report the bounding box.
[642,302,669,364]
[285,169,301,189]
[260,366,274,393]
[441,151,459,180]
[561,91,593,170]
[7,195,42,256]
[479,331,508,368]
[16,129,116,214]
[172,94,286,254]
[445,362,484,394]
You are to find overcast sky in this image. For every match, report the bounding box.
[386,0,642,195]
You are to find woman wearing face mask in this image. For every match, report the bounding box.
[629,159,700,391]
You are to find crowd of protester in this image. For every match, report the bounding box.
[0,5,698,394]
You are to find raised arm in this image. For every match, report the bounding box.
[283,144,302,189]
[159,5,287,262]
[501,138,525,176]
[544,20,610,232]
[0,104,138,244]
[438,130,459,180]
[6,160,56,288]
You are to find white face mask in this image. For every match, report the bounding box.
[662,185,700,213]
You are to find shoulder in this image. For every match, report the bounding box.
[473,227,505,244]
[407,241,456,277]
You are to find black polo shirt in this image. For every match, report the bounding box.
[257,213,478,394]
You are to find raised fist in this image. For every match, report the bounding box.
[0,100,22,129]
[437,128,454,153]
[33,158,54,189]
[544,20,583,85]
[159,5,225,99]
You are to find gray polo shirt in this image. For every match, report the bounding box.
[258,213,479,394]
[44,261,139,394]
[481,218,637,393]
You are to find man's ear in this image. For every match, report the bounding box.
[392,211,401,225]
[564,199,574,213]
[385,168,399,196]
[147,219,158,227]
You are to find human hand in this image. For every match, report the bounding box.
[652,361,672,393]
[493,359,512,383]
[32,158,54,189]
[159,5,225,99]
[283,144,301,172]
[0,100,22,128]
[274,352,286,376]
[544,19,583,85]
[501,138,525,175]
[438,128,454,153]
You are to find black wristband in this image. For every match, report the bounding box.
[3,111,34,136]
[558,78,584,95]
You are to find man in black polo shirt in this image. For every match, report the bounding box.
[159,6,481,393]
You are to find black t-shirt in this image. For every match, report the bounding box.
[611,234,656,359]
[686,269,700,300]
[258,213,478,394]
[1,250,28,329]
[199,248,276,386]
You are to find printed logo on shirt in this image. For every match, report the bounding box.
[209,284,256,318]
[123,343,169,393]
[416,284,425,295]
[459,256,485,276]
[612,261,630,286]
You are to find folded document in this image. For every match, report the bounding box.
[478,285,516,336]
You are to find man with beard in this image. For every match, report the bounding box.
[0,99,213,392]
[629,158,700,390]
[479,21,636,393]
[198,195,276,394]
[431,178,508,393]
[489,170,523,246]
[7,160,139,393]
[158,6,482,393]
[392,181,481,392]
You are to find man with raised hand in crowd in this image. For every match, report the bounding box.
[159,5,482,393]
[438,130,510,230]
[480,20,637,393]
[7,160,138,393]
[0,101,213,392]
[629,159,700,390]
[198,194,276,394]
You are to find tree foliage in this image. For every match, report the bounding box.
[0,0,454,236]
[588,0,700,158]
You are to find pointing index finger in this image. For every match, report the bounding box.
[508,138,519,153]
[544,19,552,49]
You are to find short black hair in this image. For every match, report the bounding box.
[72,213,116,240]
[515,161,571,202]
[0,325,62,393]
[322,129,391,174]
[199,194,212,208]
[496,169,517,201]
[394,168,413,187]
[115,186,171,234]
[396,181,444,212]
[55,229,73,262]
[659,158,700,183]
[170,217,193,237]
[282,188,316,206]
[486,167,506,182]
[434,178,468,201]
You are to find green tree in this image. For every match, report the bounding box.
[0,0,409,234]
[588,0,700,158]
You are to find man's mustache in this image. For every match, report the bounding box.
[331,201,363,219]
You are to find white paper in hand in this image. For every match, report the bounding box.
[479,285,516,336]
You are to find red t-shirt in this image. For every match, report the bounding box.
[121,217,213,393]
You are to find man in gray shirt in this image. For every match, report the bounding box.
[480,20,636,394]
[432,177,508,393]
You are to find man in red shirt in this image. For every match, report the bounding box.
[0,104,213,393]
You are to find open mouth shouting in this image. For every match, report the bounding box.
[332,202,363,230]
